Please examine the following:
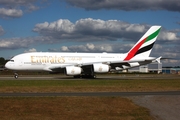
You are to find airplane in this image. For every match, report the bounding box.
[5,26,161,79]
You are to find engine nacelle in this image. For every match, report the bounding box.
[65,66,82,76]
[122,62,140,69]
[115,62,140,71]
[129,62,139,67]
[115,67,123,71]
[93,64,110,73]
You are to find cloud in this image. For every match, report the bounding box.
[24,48,37,53]
[159,30,179,41]
[33,18,180,42]
[0,38,31,49]
[61,46,70,51]
[33,19,75,37]
[0,8,23,18]
[1,18,180,51]
[0,26,5,36]
[33,18,147,42]
[61,43,113,52]
[0,0,47,18]
[65,0,180,12]
[0,0,41,9]
[48,43,131,53]
[0,36,45,50]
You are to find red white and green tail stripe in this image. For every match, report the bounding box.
[124,26,161,61]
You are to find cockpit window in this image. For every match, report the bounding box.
[10,60,14,62]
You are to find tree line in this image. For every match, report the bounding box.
[0,57,8,67]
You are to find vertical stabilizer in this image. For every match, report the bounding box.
[124,26,161,61]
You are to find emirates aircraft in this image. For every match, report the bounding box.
[5,26,161,78]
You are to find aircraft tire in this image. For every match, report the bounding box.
[14,75,18,79]
[14,73,18,79]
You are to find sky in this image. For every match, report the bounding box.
[0,0,180,66]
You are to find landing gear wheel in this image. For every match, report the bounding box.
[92,75,96,79]
[14,73,18,79]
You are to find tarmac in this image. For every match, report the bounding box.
[0,73,180,80]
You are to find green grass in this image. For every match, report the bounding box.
[0,79,180,93]
[0,79,179,86]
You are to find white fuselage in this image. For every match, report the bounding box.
[5,52,156,72]
[5,52,125,71]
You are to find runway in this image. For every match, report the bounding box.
[1,74,180,80]
[0,91,180,97]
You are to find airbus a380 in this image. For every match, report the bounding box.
[5,26,161,79]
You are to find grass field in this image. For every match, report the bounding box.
[0,97,154,120]
[0,74,180,120]
[0,78,180,93]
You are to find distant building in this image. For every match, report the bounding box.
[162,67,171,74]
[128,62,162,73]
[162,67,180,74]
[170,68,180,74]
[139,65,148,73]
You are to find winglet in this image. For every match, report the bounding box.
[153,56,162,63]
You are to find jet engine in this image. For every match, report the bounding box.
[115,62,140,71]
[93,64,110,73]
[129,62,139,67]
[65,66,82,75]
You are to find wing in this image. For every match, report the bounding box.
[47,58,156,74]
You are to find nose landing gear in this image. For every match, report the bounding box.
[14,73,18,79]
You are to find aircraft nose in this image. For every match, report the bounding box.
[5,62,10,69]
[5,61,12,70]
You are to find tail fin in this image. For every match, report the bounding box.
[124,26,161,61]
